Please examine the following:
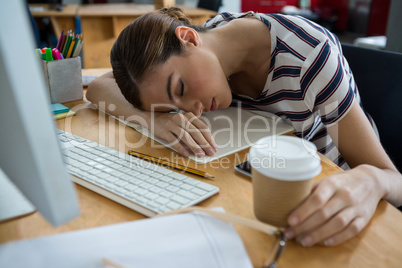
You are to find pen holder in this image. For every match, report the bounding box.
[41,57,83,104]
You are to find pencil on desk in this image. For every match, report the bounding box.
[127,150,214,178]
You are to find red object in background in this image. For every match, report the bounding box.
[367,0,391,36]
[241,0,349,32]
[241,0,299,14]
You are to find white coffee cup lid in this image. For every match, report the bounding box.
[249,136,322,181]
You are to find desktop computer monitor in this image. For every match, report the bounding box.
[0,0,80,226]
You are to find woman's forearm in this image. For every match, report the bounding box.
[86,71,152,126]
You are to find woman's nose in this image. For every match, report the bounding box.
[193,101,203,117]
[180,99,203,117]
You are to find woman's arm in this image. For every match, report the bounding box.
[285,101,402,246]
[86,71,150,121]
[86,72,217,157]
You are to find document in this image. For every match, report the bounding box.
[115,107,294,163]
[0,209,252,268]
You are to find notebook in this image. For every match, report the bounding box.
[0,209,253,268]
[112,107,294,163]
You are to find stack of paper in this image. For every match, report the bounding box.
[0,210,253,268]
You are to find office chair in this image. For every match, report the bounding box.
[198,0,222,12]
[341,43,402,173]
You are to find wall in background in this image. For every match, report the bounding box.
[385,0,402,53]
[62,0,241,12]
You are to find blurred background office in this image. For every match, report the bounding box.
[28,0,401,53]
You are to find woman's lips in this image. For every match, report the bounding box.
[210,98,217,112]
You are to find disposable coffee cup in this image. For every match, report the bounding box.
[249,136,321,227]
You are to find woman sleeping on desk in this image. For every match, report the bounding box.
[87,8,402,247]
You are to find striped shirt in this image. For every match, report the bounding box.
[204,12,364,169]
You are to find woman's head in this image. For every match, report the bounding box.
[110,7,208,110]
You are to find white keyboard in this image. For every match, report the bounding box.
[56,130,219,217]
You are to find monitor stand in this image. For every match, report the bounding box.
[0,168,36,223]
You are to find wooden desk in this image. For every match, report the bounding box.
[1,69,401,267]
[78,4,216,69]
[29,4,79,38]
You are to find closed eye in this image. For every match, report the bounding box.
[180,79,184,97]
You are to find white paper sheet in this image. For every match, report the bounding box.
[0,210,252,268]
[114,107,294,163]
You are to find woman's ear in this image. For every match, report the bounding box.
[175,26,201,47]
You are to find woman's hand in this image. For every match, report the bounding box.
[150,111,218,158]
[284,102,402,246]
[284,165,385,246]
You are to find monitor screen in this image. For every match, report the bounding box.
[0,0,79,226]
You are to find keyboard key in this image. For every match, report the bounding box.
[114,180,128,187]
[105,176,118,183]
[146,200,159,209]
[156,168,173,175]
[149,172,163,179]
[139,182,152,189]
[191,188,207,196]
[155,197,169,205]
[137,174,149,180]
[169,180,183,187]
[156,181,169,188]
[146,178,159,185]
[149,186,163,194]
[166,201,181,210]
[128,178,142,185]
[105,182,116,190]
[166,185,180,193]
[171,195,190,205]
[144,192,158,200]
[114,187,127,195]
[180,183,194,191]
[160,191,173,198]
[97,173,111,180]
[183,178,200,186]
[141,169,153,175]
[196,183,217,192]
[124,184,138,191]
[134,188,148,196]
[159,176,172,183]
[168,172,188,180]
[177,190,198,200]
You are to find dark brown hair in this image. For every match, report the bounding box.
[110,7,208,110]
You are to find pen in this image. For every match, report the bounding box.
[41,48,46,60]
[127,150,214,178]
[52,48,61,60]
[59,32,67,54]
[45,48,53,61]
[56,29,64,50]
[35,48,42,59]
